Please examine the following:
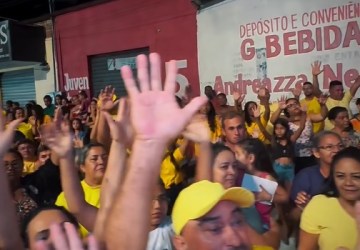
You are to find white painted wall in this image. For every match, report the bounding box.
[34,37,57,107]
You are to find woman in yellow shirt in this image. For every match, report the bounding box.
[244,100,271,143]
[299,147,360,249]
[55,142,107,236]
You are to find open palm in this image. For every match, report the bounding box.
[41,109,73,158]
[122,53,207,142]
[0,114,22,156]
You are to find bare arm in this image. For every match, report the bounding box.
[182,119,212,182]
[0,118,24,250]
[298,230,319,250]
[93,99,132,243]
[311,61,323,98]
[43,112,98,232]
[270,101,287,124]
[350,76,360,97]
[104,53,206,250]
[90,108,100,142]
[309,103,328,123]
[290,113,306,143]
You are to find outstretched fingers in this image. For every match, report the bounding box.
[149,53,162,91]
[164,59,177,94]
[181,96,208,124]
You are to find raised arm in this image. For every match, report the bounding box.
[0,117,24,250]
[42,110,98,231]
[350,76,360,97]
[95,86,119,152]
[104,53,207,250]
[181,118,212,182]
[233,91,245,116]
[309,95,328,123]
[311,61,323,97]
[93,98,132,243]
[290,112,306,143]
[270,101,287,124]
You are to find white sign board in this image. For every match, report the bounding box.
[197,0,360,106]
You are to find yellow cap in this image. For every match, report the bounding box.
[171,180,255,235]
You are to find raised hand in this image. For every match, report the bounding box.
[295,191,311,209]
[0,112,22,156]
[278,101,287,110]
[252,105,261,118]
[311,61,324,76]
[40,109,72,158]
[103,98,133,147]
[122,53,207,142]
[35,223,99,250]
[182,118,210,143]
[318,94,328,105]
[277,95,287,103]
[99,86,119,111]
[233,91,245,104]
[291,88,302,97]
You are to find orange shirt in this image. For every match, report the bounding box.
[351,116,360,133]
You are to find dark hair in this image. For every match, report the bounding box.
[14,131,26,145]
[244,101,257,126]
[323,147,360,197]
[14,107,24,115]
[7,148,23,162]
[38,144,50,153]
[328,106,348,120]
[17,139,35,150]
[32,104,45,124]
[43,95,52,102]
[210,143,233,167]
[77,142,106,165]
[6,100,13,106]
[356,98,360,106]
[284,98,299,117]
[237,138,277,179]
[221,110,243,128]
[217,93,226,98]
[303,81,312,86]
[329,80,343,89]
[79,90,88,98]
[312,130,342,149]
[272,117,292,142]
[206,101,217,133]
[71,118,84,132]
[13,102,20,107]
[21,205,79,248]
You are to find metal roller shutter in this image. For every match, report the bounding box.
[89,48,149,98]
[0,69,36,107]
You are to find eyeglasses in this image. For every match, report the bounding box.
[318,144,344,151]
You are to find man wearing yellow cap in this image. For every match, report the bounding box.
[172,180,274,250]
[172,180,254,249]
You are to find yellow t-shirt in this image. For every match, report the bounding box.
[17,122,34,140]
[23,160,37,176]
[160,148,185,189]
[324,90,352,130]
[260,103,278,136]
[55,180,101,237]
[300,97,323,133]
[246,115,269,143]
[300,195,356,249]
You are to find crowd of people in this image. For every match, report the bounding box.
[1,54,360,250]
